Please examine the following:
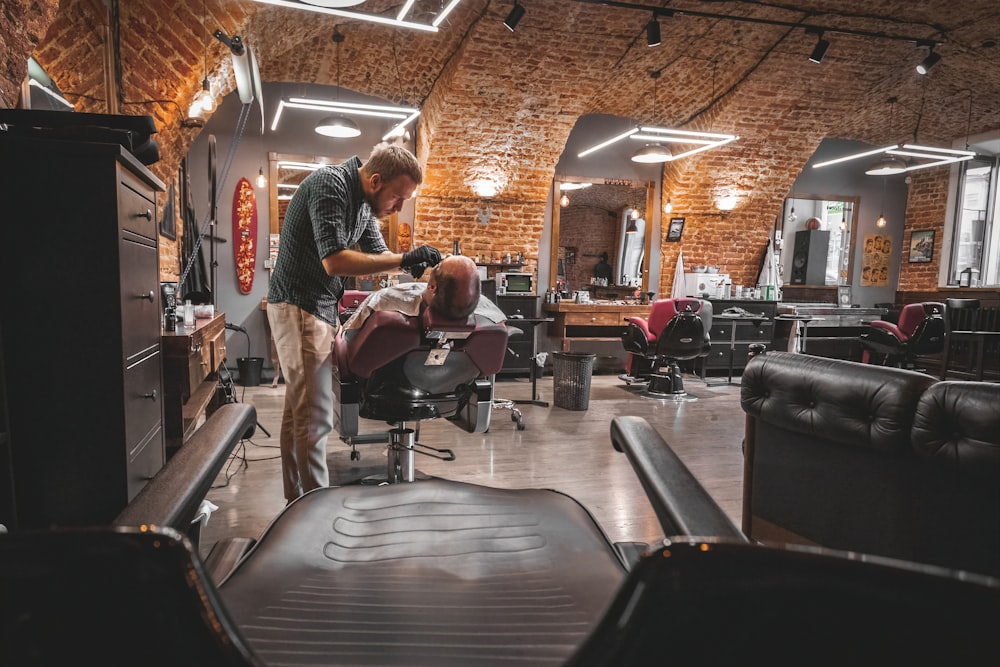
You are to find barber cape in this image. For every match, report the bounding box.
[342,282,507,330]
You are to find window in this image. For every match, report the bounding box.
[948,154,999,286]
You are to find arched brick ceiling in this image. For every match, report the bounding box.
[8,0,1000,289]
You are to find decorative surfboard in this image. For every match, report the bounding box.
[232,177,258,294]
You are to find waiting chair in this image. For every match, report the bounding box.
[859,301,945,368]
[3,410,999,667]
[332,305,507,481]
[621,297,712,400]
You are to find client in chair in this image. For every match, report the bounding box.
[334,255,508,481]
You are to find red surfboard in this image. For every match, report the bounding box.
[232,177,258,295]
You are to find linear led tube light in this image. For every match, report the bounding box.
[272,98,420,139]
[811,145,900,169]
[433,0,463,27]
[814,143,976,171]
[249,0,459,32]
[579,125,736,159]
[277,160,329,171]
[577,128,640,158]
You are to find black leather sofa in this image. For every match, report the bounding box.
[741,351,1000,577]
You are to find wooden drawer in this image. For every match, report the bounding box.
[120,237,161,360]
[126,424,164,501]
[185,337,214,395]
[735,321,773,342]
[123,348,163,461]
[118,165,157,239]
[564,311,624,327]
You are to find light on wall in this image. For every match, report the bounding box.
[255,167,268,188]
[716,195,738,211]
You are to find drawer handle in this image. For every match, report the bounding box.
[191,344,203,354]
[139,290,155,301]
[136,209,152,221]
[591,317,597,322]
[142,390,157,400]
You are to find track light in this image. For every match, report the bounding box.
[916,50,941,75]
[646,18,661,47]
[315,115,361,138]
[808,32,829,63]
[504,2,525,32]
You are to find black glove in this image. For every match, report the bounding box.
[401,245,442,273]
[408,262,431,279]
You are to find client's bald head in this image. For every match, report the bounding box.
[424,255,480,321]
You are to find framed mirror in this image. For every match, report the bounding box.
[779,195,860,287]
[550,177,654,298]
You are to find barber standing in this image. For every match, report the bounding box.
[267,142,441,503]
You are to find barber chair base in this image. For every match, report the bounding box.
[641,367,698,402]
[618,373,650,386]
[491,397,525,430]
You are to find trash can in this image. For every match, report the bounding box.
[552,352,596,410]
[236,356,264,386]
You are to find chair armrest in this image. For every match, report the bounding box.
[625,316,653,339]
[114,403,256,532]
[610,416,746,541]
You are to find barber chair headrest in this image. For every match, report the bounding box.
[421,307,478,338]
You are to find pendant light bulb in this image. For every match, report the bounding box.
[876,213,887,228]
[196,78,216,113]
[559,194,569,207]
[663,197,673,214]
[787,206,797,223]
[256,167,268,189]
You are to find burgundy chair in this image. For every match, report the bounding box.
[860,301,945,368]
[337,289,370,323]
[621,297,712,400]
[333,305,508,481]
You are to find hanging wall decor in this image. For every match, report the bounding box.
[233,177,258,294]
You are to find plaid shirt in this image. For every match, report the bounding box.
[268,156,389,325]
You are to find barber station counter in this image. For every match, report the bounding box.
[545,301,651,352]
[773,303,888,360]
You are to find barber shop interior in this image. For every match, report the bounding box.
[3,1,1000,664]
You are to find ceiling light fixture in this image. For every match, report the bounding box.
[916,49,941,75]
[559,182,592,191]
[625,216,639,234]
[189,0,216,119]
[814,143,975,173]
[248,0,464,32]
[504,2,525,32]
[646,16,661,47]
[808,30,830,63]
[631,71,671,163]
[314,27,362,139]
[559,194,570,207]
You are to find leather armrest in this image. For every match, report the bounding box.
[610,416,746,541]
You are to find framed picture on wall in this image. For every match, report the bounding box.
[666,217,685,242]
[908,229,935,263]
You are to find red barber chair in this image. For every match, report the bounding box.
[860,301,945,368]
[332,305,508,482]
[621,297,712,401]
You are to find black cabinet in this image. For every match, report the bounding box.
[0,136,165,529]
[496,295,540,374]
[702,299,777,376]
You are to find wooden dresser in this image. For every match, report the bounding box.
[162,312,227,454]
[0,135,165,529]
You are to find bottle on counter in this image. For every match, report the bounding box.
[183,299,195,327]
[164,307,176,332]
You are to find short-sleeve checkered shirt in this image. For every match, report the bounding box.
[267,156,389,325]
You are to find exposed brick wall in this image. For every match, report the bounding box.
[898,169,951,291]
[0,0,59,107]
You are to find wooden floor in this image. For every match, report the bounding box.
[200,371,746,558]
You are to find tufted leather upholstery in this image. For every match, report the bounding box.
[741,351,1000,576]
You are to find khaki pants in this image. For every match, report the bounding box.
[266,302,337,502]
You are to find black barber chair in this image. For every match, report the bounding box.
[2,410,998,667]
[860,301,945,368]
[332,304,507,481]
[621,297,712,400]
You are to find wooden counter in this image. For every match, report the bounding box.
[545,301,651,351]
[162,312,227,455]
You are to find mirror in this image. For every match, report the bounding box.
[550,178,654,299]
[779,195,860,287]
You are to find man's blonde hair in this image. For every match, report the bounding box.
[363,143,423,185]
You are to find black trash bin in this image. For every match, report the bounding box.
[236,357,264,387]
[552,352,596,410]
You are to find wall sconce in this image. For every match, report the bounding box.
[716,194,738,211]
[477,205,493,226]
